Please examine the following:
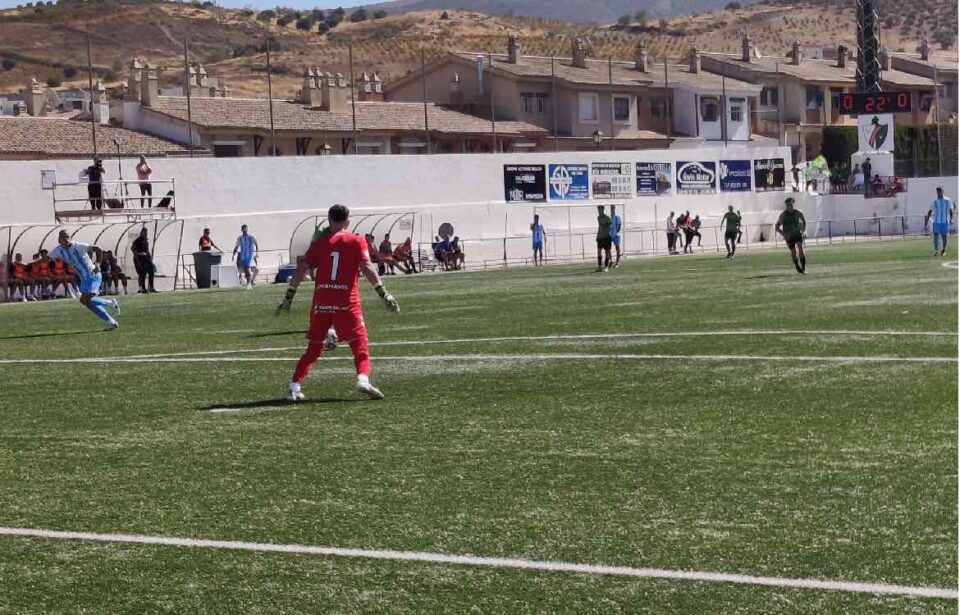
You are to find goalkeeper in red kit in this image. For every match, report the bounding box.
[277,204,400,401]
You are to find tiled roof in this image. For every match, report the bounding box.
[450,52,657,87]
[0,116,196,158]
[890,53,958,75]
[703,52,936,88]
[422,52,758,94]
[146,96,547,137]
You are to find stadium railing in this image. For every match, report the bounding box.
[52,179,177,224]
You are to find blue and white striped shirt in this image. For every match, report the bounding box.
[930,197,954,225]
[48,242,98,281]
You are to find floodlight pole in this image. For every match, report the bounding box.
[86,35,98,160]
[266,39,277,156]
[183,38,194,157]
[421,47,432,154]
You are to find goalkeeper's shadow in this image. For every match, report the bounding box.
[199,397,365,412]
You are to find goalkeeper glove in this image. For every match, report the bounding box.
[276,285,297,315]
[375,284,399,313]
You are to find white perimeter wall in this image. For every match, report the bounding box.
[0,147,955,284]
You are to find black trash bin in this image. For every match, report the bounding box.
[193,252,222,289]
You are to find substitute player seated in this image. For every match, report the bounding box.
[277,204,400,401]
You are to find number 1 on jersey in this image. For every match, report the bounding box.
[330,251,341,281]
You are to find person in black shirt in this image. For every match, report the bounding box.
[84,158,105,210]
[861,157,872,197]
[131,228,156,293]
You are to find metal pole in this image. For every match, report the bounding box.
[420,47,432,154]
[86,35,98,160]
[776,61,783,146]
[934,66,943,177]
[608,58,615,150]
[488,52,497,152]
[721,72,728,146]
[663,59,672,138]
[349,44,359,155]
[183,39,194,157]
[551,56,558,152]
[266,39,276,157]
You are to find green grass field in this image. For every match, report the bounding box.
[0,238,956,613]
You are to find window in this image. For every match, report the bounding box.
[579,93,599,123]
[613,95,631,122]
[920,94,934,111]
[535,93,548,114]
[805,85,824,109]
[760,86,779,106]
[730,105,743,122]
[700,96,719,122]
[650,97,666,117]
[521,92,549,115]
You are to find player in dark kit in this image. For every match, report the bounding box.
[596,205,613,272]
[721,206,741,258]
[775,197,807,274]
[277,204,400,401]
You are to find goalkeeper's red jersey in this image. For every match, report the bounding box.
[302,230,370,312]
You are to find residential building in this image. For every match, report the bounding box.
[0,115,195,160]
[703,36,942,160]
[117,59,547,156]
[889,40,958,116]
[384,38,762,150]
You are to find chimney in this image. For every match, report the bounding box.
[23,78,46,117]
[879,47,892,71]
[301,68,322,106]
[507,34,521,64]
[372,71,383,99]
[920,38,931,61]
[92,80,109,124]
[141,64,159,107]
[126,57,143,101]
[689,47,701,74]
[320,71,348,112]
[449,71,463,105]
[572,38,587,69]
[357,71,384,102]
[741,34,753,63]
[634,43,649,72]
[790,41,802,65]
[838,43,849,68]
[196,64,208,88]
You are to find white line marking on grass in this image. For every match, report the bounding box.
[0,526,954,600]
[60,329,959,363]
[943,261,958,269]
[0,353,954,365]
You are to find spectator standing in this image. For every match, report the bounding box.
[132,227,156,293]
[198,228,221,252]
[530,214,546,266]
[666,212,678,255]
[595,205,613,272]
[861,157,872,197]
[84,158,105,210]
[135,155,153,208]
[450,237,465,270]
[232,224,259,289]
[681,210,696,254]
[692,215,703,246]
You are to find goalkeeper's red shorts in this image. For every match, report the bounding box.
[307,306,366,345]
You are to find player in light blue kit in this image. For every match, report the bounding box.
[926,187,955,256]
[610,204,623,268]
[48,230,120,330]
[530,214,546,266]
[232,224,260,289]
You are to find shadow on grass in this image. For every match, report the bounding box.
[200,397,363,412]
[246,330,307,339]
[0,330,96,341]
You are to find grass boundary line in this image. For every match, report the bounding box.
[0,526,954,600]
[0,353,955,365]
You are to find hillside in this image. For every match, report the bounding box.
[0,0,954,98]
[363,0,765,23]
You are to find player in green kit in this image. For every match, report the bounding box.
[775,197,807,274]
[596,205,613,272]
[721,205,741,258]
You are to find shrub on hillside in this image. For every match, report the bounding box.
[46,76,62,87]
[324,13,341,28]
[62,64,78,78]
[440,10,449,19]
[276,14,293,27]
[349,7,366,22]
[256,9,275,21]
[295,16,315,30]
[317,21,330,34]
[373,9,386,19]
[617,14,630,25]
[2,57,17,71]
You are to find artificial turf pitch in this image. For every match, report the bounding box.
[0,238,956,613]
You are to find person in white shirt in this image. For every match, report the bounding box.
[666,212,679,255]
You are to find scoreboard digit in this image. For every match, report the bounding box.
[839,92,911,115]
